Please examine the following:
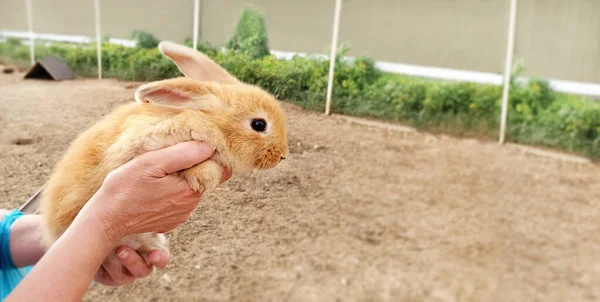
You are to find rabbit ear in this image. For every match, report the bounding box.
[158,41,239,84]
[135,77,228,111]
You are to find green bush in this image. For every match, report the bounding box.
[225,7,270,59]
[0,35,598,159]
[6,38,22,47]
[183,38,218,56]
[424,82,476,115]
[131,30,159,49]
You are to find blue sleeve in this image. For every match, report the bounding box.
[0,210,33,300]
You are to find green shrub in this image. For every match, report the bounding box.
[509,79,555,122]
[131,30,159,49]
[469,84,502,118]
[183,38,218,56]
[388,80,427,115]
[423,82,476,115]
[6,38,22,47]
[225,7,270,59]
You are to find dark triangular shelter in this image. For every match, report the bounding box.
[24,56,75,81]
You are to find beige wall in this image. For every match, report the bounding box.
[200,0,335,54]
[33,0,95,36]
[515,0,600,83]
[0,0,28,31]
[0,0,193,40]
[100,0,194,43]
[1,0,599,83]
[338,0,509,73]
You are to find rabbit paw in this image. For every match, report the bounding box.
[181,159,223,192]
[110,232,169,266]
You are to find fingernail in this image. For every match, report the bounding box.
[117,250,129,260]
[149,253,161,263]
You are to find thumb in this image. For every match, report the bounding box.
[136,141,215,176]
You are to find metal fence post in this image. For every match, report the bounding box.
[499,0,518,144]
[25,0,35,65]
[94,0,102,79]
[325,0,343,116]
[193,0,200,49]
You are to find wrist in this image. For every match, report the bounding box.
[77,195,126,246]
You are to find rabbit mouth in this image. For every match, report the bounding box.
[254,155,281,170]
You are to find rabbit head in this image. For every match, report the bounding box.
[134,41,289,172]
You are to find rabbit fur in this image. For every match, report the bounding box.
[39,41,289,265]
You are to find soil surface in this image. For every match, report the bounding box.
[1,72,599,302]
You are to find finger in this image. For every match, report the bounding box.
[136,141,215,176]
[116,246,153,278]
[102,247,137,285]
[94,266,124,286]
[146,250,170,269]
[94,266,119,286]
[103,264,134,285]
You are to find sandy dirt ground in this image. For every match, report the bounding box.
[1,71,599,302]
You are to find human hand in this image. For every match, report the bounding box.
[94,246,169,286]
[6,142,232,302]
[83,141,232,244]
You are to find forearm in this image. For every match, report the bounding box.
[6,208,116,302]
[9,214,46,267]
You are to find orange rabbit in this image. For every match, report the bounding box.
[39,41,289,265]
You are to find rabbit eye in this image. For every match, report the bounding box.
[251,118,267,132]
